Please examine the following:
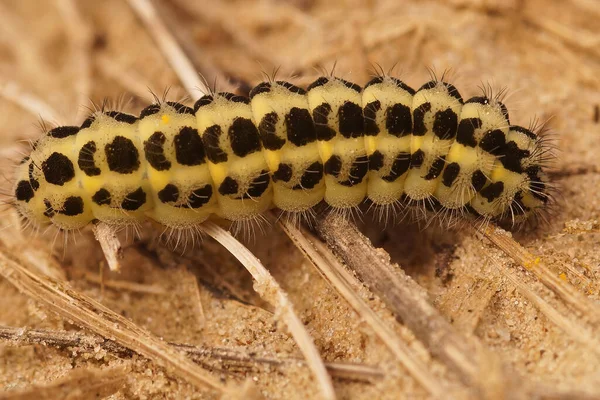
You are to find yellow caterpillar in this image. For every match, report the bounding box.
[12,75,552,232]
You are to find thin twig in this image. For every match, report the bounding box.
[280,220,449,398]
[0,325,383,383]
[314,212,525,399]
[481,225,600,328]
[92,221,122,272]
[0,247,239,397]
[201,221,337,400]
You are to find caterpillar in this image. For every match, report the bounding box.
[11,73,552,235]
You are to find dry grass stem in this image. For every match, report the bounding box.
[314,212,524,399]
[92,221,123,272]
[0,325,382,382]
[481,226,600,327]
[0,365,128,400]
[83,272,167,295]
[200,221,337,400]
[280,220,449,398]
[0,246,239,397]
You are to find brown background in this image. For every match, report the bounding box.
[0,0,599,398]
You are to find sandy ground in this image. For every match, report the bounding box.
[0,0,599,399]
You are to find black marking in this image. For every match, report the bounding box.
[386,103,412,137]
[258,112,286,150]
[471,170,487,192]
[194,95,214,111]
[60,196,84,216]
[338,102,364,138]
[418,81,462,103]
[480,182,504,202]
[121,187,146,211]
[15,180,34,202]
[313,103,336,141]
[383,153,410,182]
[296,161,323,190]
[166,102,194,115]
[511,125,537,139]
[364,77,415,95]
[202,125,228,163]
[504,138,529,171]
[48,126,79,139]
[80,115,95,129]
[410,150,425,168]
[144,132,171,171]
[158,184,179,203]
[324,155,342,178]
[92,188,111,206]
[28,163,39,191]
[500,103,509,121]
[479,129,506,155]
[286,107,316,147]
[218,177,239,196]
[307,77,330,91]
[139,104,161,119]
[278,80,306,95]
[442,162,460,187]
[185,185,213,208]
[444,82,463,103]
[465,96,489,105]
[273,163,293,183]
[175,127,205,166]
[412,102,432,136]
[364,101,381,136]
[419,81,438,91]
[369,151,384,171]
[20,156,29,165]
[78,141,102,177]
[105,136,140,174]
[339,78,361,93]
[220,92,250,104]
[245,170,270,198]
[432,109,459,139]
[44,199,55,218]
[364,76,384,88]
[42,152,75,186]
[456,118,482,147]
[424,157,446,180]
[340,155,369,186]
[249,82,271,99]
[229,117,261,158]
[105,111,137,124]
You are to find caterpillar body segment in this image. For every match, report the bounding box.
[470,126,550,223]
[435,96,510,210]
[404,81,464,204]
[194,93,273,222]
[307,77,368,209]
[12,74,553,234]
[76,112,152,226]
[249,81,325,213]
[362,76,415,206]
[139,102,217,227]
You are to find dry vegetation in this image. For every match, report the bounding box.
[1,0,600,398]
